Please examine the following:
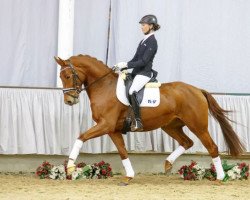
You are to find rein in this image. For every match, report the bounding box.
[60,62,115,98]
[81,67,115,91]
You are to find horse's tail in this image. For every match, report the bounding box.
[201,89,245,157]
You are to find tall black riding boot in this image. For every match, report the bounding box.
[129,92,143,131]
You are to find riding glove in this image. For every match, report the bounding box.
[115,62,127,69]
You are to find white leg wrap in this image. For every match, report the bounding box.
[212,156,225,180]
[68,139,83,163]
[166,146,186,164]
[67,159,75,167]
[122,158,135,177]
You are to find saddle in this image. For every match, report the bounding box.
[123,69,159,105]
[121,70,160,134]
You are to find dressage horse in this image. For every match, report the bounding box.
[55,54,245,185]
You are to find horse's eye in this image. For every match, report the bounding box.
[66,75,70,79]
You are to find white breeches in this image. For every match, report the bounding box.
[129,75,151,95]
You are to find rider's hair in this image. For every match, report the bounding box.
[153,24,160,31]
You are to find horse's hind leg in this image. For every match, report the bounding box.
[161,123,194,173]
[193,129,225,180]
[185,120,225,180]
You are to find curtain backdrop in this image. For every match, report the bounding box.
[73,0,111,63]
[1,0,250,92]
[0,88,249,155]
[108,0,250,93]
[0,0,59,87]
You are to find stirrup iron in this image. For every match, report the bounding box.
[131,118,143,131]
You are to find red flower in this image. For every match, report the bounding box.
[190,161,196,167]
[101,169,107,175]
[210,164,216,173]
[238,162,246,169]
[107,166,112,172]
[76,162,86,168]
[66,175,72,180]
[98,161,105,166]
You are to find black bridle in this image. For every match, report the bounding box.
[60,62,116,98]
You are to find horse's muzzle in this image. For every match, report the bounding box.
[64,96,79,106]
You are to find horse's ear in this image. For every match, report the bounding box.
[54,56,66,66]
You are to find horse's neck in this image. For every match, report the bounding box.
[86,73,117,101]
[81,61,117,99]
[86,67,110,85]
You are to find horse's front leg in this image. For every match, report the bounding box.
[109,132,134,186]
[67,119,111,174]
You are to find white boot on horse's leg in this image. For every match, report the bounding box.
[122,158,135,177]
[67,139,83,175]
[119,158,135,186]
[67,159,76,175]
[165,146,186,173]
[212,156,225,180]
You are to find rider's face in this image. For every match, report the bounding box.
[141,23,153,34]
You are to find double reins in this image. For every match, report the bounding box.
[60,62,116,98]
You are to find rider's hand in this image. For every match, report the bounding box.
[115,62,127,69]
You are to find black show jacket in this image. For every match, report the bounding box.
[127,34,158,78]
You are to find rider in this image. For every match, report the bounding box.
[116,14,160,131]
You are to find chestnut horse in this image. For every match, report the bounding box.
[55,54,245,185]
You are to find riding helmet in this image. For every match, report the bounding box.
[139,15,160,31]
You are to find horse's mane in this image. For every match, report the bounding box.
[72,54,118,77]
[77,54,108,68]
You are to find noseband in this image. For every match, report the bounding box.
[60,62,116,98]
[60,63,82,98]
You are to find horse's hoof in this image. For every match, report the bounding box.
[118,176,133,186]
[67,164,76,175]
[164,160,173,174]
[213,179,224,185]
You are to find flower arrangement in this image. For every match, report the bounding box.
[179,160,249,181]
[178,161,206,180]
[203,163,217,181]
[95,160,113,179]
[36,161,53,179]
[36,160,113,180]
[238,162,249,180]
[221,161,249,181]
[49,165,66,180]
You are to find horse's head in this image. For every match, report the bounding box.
[55,54,116,106]
[54,56,86,106]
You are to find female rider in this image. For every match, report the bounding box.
[116,14,160,131]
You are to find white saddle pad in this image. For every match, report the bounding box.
[116,75,160,107]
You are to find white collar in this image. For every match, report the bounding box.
[142,32,154,43]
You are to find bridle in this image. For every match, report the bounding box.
[60,62,82,98]
[60,62,116,98]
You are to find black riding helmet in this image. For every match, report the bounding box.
[139,15,160,31]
